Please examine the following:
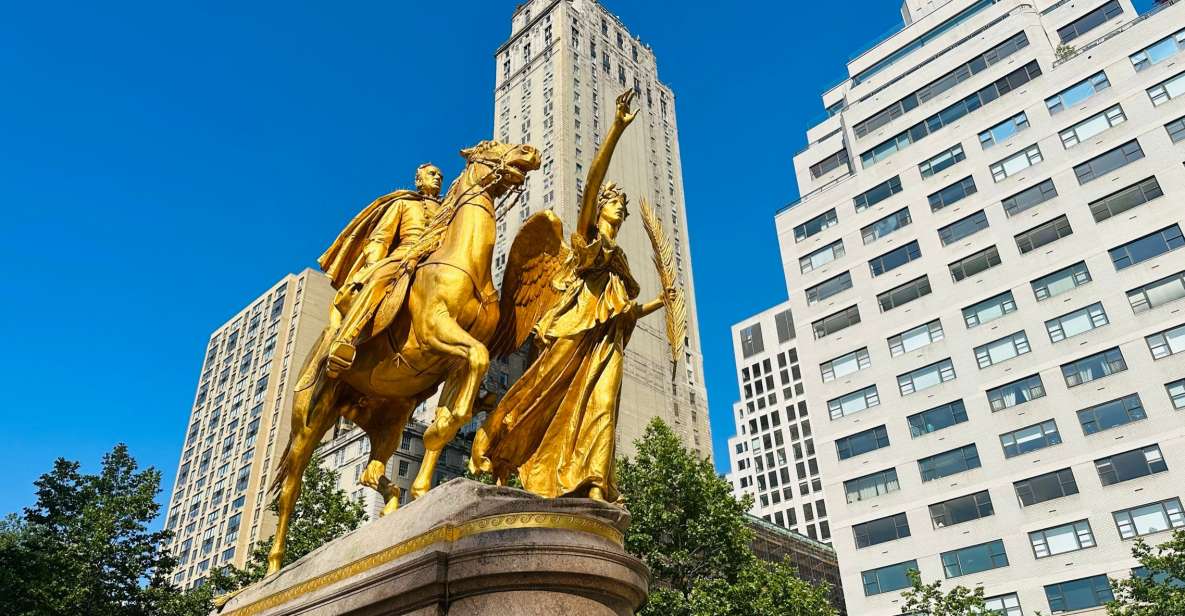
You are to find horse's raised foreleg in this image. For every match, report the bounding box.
[411,313,489,499]
[266,381,340,575]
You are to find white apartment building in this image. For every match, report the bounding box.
[492,0,711,458]
[725,303,834,543]
[162,270,334,588]
[775,0,1185,613]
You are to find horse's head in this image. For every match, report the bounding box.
[458,140,541,197]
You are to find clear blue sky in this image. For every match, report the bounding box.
[0,0,1068,517]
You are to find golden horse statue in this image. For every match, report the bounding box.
[266,140,540,574]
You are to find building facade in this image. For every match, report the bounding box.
[775,0,1185,613]
[725,303,834,544]
[746,514,847,614]
[491,0,711,458]
[162,270,334,588]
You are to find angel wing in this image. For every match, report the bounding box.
[488,210,572,358]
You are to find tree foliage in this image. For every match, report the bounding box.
[899,569,991,615]
[0,444,180,616]
[1107,529,1185,616]
[618,418,836,616]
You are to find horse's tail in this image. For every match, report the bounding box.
[270,331,329,496]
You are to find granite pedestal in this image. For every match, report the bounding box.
[215,479,649,616]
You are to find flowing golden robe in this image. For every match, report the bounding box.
[475,231,641,500]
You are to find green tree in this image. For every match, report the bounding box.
[0,444,180,616]
[1107,529,1185,616]
[618,418,836,616]
[899,569,991,615]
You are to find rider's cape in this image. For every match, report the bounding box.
[318,189,423,289]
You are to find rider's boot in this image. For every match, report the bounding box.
[326,340,356,378]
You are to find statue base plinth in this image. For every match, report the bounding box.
[216,479,648,616]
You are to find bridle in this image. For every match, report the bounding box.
[446,146,530,221]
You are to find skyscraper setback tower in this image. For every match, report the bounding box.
[491,0,710,457]
[775,0,1185,613]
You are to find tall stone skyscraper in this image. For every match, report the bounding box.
[161,270,334,588]
[775,0,1185,613]
[490,0,711,458]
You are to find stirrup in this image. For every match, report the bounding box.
[327,341,356,377]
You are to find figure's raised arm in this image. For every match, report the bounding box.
[577,89,637,239]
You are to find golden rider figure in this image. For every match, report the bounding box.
[320,163,444,377]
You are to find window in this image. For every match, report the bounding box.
[1131,28,1185,71]
[1148,323,1185,359]
[919,144,965,178]
[888,319,944,356]
[820,348,871,382]
[878,276,932,312]
[988,373,1046,411]
[1128,270,1185,313]
[809,150,849,179]
[929,176,977,211]
[985,593,1023,616]
[974,330,1030,368]
[908,400,968,437]
[1045,302,1109,342]
[938,211,989,246]
[852,30,1030,137]
[812,305,860,339]
[949,246,1001,282]
[1032,261,1091,300]
[793,209,838,242]
[1078,394,1146,435]
[853,513,911,548]
[919,444,980,481]
[1113,498,1185,539]
[942,539,1008,577]
[1030,520,1095,558]
[1074,140,1144,184]
[1167,116,1185,142]
[930,490,993,528]
[1090,177,1163,222]
[1002,179,1058,217]
[1110,225,1185,270]
[963,291,1016,328]
[800,240,845,273]
[1062,347,1127,387]
[861,208,912,244]
[774,310,794,343]
[990,144,1042,182]
[869,241,922,276]
[1167,379,1185,409]
[1015,215,1072,254]
[1057,0,1122,43]
[853,176,903,211]
[739,324,763,358]
[1046,71,1111,114]
[845,468,900,503]
[836,425,890,460]
[859,61,1043,168]
[1015,468,1079,506]
[1046,576,1117,614]
[827,385,881,420]
[1095,445,1168,485]
[1060,104,1126,148]
[979,112,1029,148]
[1149,70,1185,106]
[397,460,409,477]
[1000,420,1062,458]
[899,358,955,395]
[806,271,853,305]
[862,560,918,596]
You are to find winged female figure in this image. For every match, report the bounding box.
[470,89,683,501]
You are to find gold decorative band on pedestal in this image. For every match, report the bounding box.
[219,512,623,616]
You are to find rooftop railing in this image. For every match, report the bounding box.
[1053,0,1181,67]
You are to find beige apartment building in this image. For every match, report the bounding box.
[725,303,835,544]
[775,0,1185,613]
[162,270,333,588]
[491,0,711,458]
